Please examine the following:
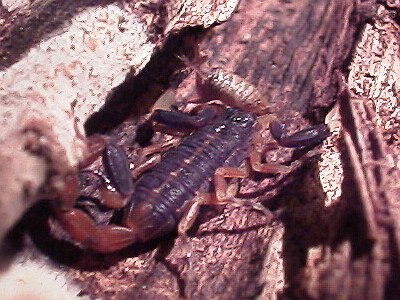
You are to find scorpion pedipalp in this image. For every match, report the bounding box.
[57,208,137,253]
[269,120,330,148]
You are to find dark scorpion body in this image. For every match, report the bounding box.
[57,106,329,253]
[124,108,256,241]
[55,43,330,253]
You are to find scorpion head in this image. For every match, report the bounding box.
[224,107,256,129]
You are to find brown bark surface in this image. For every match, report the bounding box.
[0,0,399,300]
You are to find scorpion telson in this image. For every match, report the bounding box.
[177,40,271,116]
[54,106,329,253]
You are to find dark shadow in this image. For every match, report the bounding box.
[0,0,120,70]
[154,240,187,298]
[277,154,376,298]
[84,27,206,135]
[0,210,30,271]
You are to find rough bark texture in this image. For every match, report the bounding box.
[0,0,399,300]
[296,4,400,300]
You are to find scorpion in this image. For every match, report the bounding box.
[53,49,330,253]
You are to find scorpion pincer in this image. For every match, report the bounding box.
[55,106,329,253]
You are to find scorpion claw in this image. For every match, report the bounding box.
[270,120,330,148]
[152,106,218,130]
[57,209,135,253]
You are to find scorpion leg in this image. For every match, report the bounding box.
[177,164,272,223]
[57,209,136,253]
[175,193,215,255]
[177,193,213,236]
[250,123,294,174]
[131,154,161,178]
[213,165,273,217]
[249,151,292,174]
[214,166,250,202]
[141,137,181,157]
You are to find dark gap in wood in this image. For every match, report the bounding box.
[279,163,328,283]
[386,225,400,299]
[340,96,362,154]
[340,15,371,75]
[368,131,385,161]
[338,137,375,258]
[84,27,207,135]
